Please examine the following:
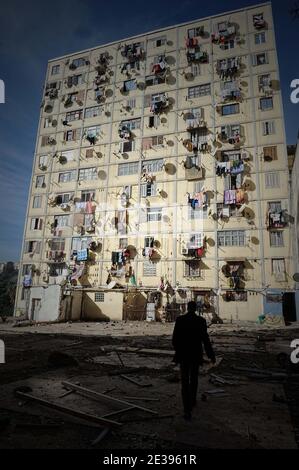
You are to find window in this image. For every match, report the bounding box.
[147,208,162,222]
[49,263,66,277]
[24,241,41,254]
[260,97,273,111]
[95,292,105,302]
[188,206,207,220]
[30,218,43,230]
[118,161,139,176]
[263,146,277,161]
[71,237,92,251]
[78,167,98,181]
[54,215,69,228]
[225,291,248,302]
[56,193,74,205]
[81,190,95,202]
[22,264,32,275]
[188,27,204,38]
[84,126,100,138]
[270,231,284,247]
[188,83,211,99]
[262,120,275,136]
[64,129,81,142]
[188,233,204,248]
[191,63,200,77]
[184,260,201,278]
[120,140,135,153]
[142,158,164,173]
[222,104,239,116]
[151,135,164,147]
[268,201,282,213]
[145,75,165,86]
[84,106,102,118]
[120,118,141,131]
[141,182,157,197]
[36,175,45,188]
[252,52,269,66]
[265,172,280,188]
[142,136,164,149]
[33,195,42,209]
[38,155,48,168]
[271,258,286,275]
[126,98,136,110]
[71,57,87,68]
[217,203,238,218]
[124,79,137,92]
[66,110,83,122]
[218,230,245,247]
[58,171,76,183]
[84,214,94,228]
[222,39,235,50]
[148,114,160,128]
[255,32,266,44]
[144,236,155,248]
[152,36,167,47]
[119,238,128,249]
[143,261,157,276]
[49,238,65,252]
[51,65,60,75]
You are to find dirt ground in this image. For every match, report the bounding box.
[0,320,299,449]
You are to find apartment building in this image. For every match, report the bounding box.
[14,2,296,322]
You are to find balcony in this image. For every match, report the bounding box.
[267,211,287,230]
[150,94,169,114]
[211,23,237,44]
[46,251,66,263]
[118,124,132,140]
[219,81,241,102]
[222,259,246,290]
[216,57,241,79]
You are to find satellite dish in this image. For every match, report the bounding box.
[293,273,299,282]
[107,281,116,289]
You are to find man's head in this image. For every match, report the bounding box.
[187,301,197,313]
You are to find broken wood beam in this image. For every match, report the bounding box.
[61,381,157,415]
[15,391,122,427]
[124,396,159,402]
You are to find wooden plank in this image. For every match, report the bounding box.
[125,396,159,402]
[120,375,152,388]
[15,391,122,427]
[61,381,157,415]
[100,406,136,419]
[115,351,125,367]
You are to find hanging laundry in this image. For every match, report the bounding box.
[71,264,85,281]
[236,189,245,204]
[224,189,236,205]
[23,274,32,287]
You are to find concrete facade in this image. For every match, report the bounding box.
[14,2,295,322]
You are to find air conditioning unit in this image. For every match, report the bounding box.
[181,247,188,255]
[60,203,70,211]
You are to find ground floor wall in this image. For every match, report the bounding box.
[29,285,61,322]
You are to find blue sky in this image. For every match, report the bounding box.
[0,0,298,261]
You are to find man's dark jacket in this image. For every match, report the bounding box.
[172,312,215,364]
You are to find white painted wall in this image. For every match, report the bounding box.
[29,285,61,322]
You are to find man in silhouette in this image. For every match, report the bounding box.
[172,300,216,420]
